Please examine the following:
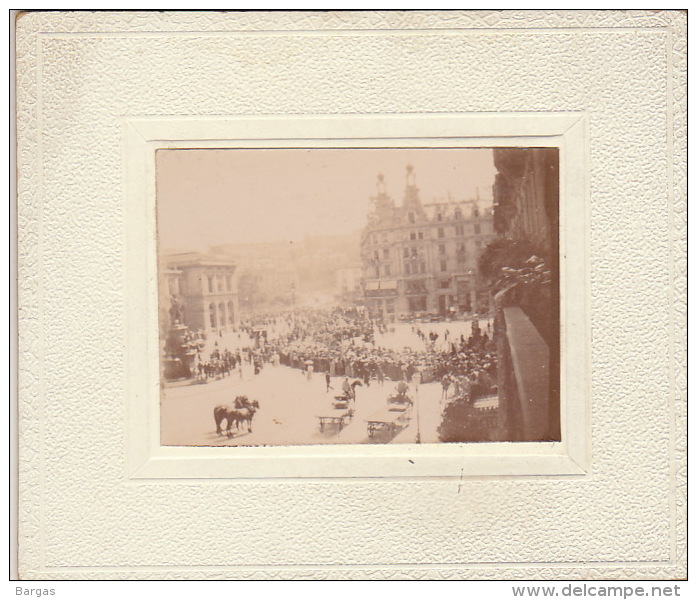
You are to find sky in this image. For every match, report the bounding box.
[156,148,498,252]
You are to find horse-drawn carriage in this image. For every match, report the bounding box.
[387,392,413,412]
[365,392,413,437]
[317,394,354,432]
[213,395,260,438]
[332,394,351,409]
[316,408,355,432]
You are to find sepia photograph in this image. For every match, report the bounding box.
[157,147,560,447]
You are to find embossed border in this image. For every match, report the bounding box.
[15,11,686,579]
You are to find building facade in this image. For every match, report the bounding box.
[159,252,240,336]
[490,148,560,441]
[360,166,496,319]
[336,265,363,303]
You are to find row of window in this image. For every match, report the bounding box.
[207,274,233,294]
[407,207,480,224]
[405,294,488,314]
[208,301,235,329]
[374,240,479,263]
[370,298,396,314]
[373,256,472,278]
[368,223,485,246]
[371,291,488,315]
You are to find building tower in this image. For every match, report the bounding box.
[402,164,424,219]
[370,173,395,220]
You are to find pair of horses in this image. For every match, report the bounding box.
[214,395,260,438]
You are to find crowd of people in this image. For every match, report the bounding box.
[187,305,497,401]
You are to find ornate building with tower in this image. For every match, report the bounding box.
[360,166,496,319]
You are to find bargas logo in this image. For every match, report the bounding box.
[16,589,55,597]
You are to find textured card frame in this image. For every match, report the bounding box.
[125,113,588,480]
[16,11,686,580]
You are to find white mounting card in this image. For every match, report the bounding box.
[15,10,686,580]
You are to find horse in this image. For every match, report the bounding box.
[213,405,235,437]
[349,379,363,400]
[213,397,260,438]
[234,395,253,409]
[231,404,258,433]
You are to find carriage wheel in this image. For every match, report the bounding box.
[338,418,344,431]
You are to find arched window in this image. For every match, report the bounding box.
[209,303,217,328]
[218,302,226,329]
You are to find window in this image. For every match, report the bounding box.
[373,250,379,260]
[386,299,395,314]
[408,296,427,312]
[418,231,424,239]
[408,212,415,224]
[454,209,462,219]
[403,248,409,258]
[226,275,231,291]
[384,264,391,276]
[473,207,480,217]
[440,279,450,289]
[374,266,380,277]
[406,280,427,294]
[474,224,481,234]
[439,244,446,255]
[228,301,235,324]
[382,248,390,259]
[455,225,464,236]
[209,303,217,328]
[437,213,443,221]
[420,262,426,274]
[207,276,214,293]
[404,263,411,275]
[438,227,445,238]
[440,260,447,272]
[410,232,417,240]
[475,240,482,248]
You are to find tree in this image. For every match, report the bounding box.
[437,397,490,443]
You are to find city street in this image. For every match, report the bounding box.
[161,317,493,447]
[161,362,451,446]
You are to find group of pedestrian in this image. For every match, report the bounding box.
[190,305,498,402]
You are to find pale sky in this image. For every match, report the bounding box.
[156,148,497,252]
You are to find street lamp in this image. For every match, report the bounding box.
[415,385,422,444]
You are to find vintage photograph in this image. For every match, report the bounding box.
[157,148,560,446]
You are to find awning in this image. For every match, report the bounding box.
[379,280,397,290]
[365,281,380,291]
